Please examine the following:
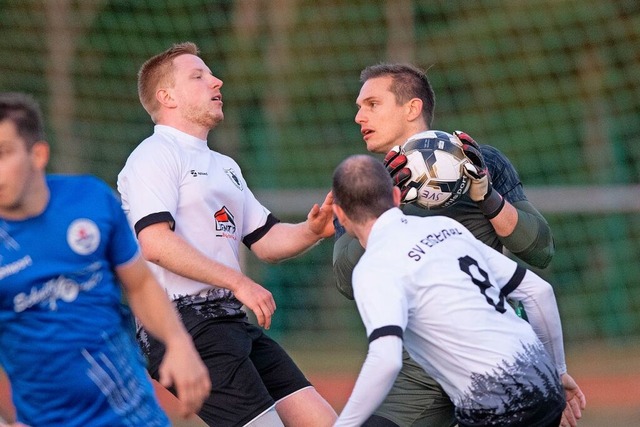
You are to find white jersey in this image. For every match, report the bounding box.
[117,125,272,299]
[345,208,564,426]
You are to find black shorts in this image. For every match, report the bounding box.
[139,318,311,427]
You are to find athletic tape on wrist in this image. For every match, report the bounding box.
[479,189,505,219]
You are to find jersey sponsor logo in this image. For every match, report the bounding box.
[224,168,243,190]
[67,219,100,255]
[0,255,32,280]
[13,262,101,312]
[214,206,237,239]
[190,169,208,177]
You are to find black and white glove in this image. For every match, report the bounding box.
[454,130,505,219]
[383,146,418,203]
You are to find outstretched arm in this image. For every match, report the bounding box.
[138,222,278,329]
[251,191,335,262]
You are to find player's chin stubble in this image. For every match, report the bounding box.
[184,106,223,130]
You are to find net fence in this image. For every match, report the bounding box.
[1,0,639,349]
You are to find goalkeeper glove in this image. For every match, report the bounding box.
[383,146,418,203]
[454,130,505,219]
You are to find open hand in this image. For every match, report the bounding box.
[559,373,586,427]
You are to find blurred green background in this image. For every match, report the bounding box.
[1,0,639,357]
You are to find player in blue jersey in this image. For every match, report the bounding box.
[0,92,211,427]
[331,154,581,427]
[333,63,585,426]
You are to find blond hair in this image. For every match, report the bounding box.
[137,42,199,121]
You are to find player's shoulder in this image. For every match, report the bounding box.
[213,149,242,169]
[412,211,462,227]
[47,175,119,211]
[413,214,474,242]
[121,129,185,179]
[480,144,521,180]
[131,128,177,156]
[353,248,394,289]
[47,174,109,191]
[479,144,511,163]
[374,211,466,254]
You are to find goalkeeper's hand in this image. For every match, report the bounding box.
[383,146,418,203]
[454,130,505,218]
[455,130,489,201]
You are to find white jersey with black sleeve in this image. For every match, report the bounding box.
[117,125,274,299]
[337,208,565,427]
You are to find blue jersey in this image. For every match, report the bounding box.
[0,175,169,427]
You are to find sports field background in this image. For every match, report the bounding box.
[1,0,639,424]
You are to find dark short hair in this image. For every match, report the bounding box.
[360,63,435,128]
[0,92,45,148]
[332,154,394,222]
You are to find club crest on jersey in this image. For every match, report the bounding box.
[214,206,237,238]
[224,168,243,190]
[67,219,100,255]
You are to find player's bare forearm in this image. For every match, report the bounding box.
[116,256,190,343]
[157,340,211,417]
[138,222,250,290]
[252,192,335,263]
[0,371,18,425]
[251,222,324,263]
[137,221,278,329]
[487,199,518,236]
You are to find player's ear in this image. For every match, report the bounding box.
[332,204,346,223]
[31,140,50,170]
[392,186,402,207]
[156,88,177,108]
[406,98,423,122]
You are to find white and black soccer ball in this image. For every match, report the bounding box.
[400,130,471,210]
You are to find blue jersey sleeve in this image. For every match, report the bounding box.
[96,178,140,267]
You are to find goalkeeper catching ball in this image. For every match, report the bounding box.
[333,63,586,426]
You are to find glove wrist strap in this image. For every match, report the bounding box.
[479,189,505,219]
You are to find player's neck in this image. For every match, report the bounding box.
[158,116,211,141]
[0,178,49,221]
[352,220,376,249]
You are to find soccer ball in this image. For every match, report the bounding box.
[400,130,471,210]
